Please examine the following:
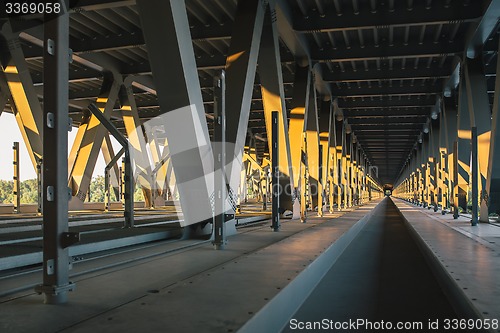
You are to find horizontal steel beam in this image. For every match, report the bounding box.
[347,117,426,125]
[338,96,437,108]
[293,1,482,33]
[344,108,431,117]
[311,41,463,63]
[331,83,443,97]
[323,66,452,82]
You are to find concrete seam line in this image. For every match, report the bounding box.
[238,200,383,333]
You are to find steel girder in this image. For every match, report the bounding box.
[258,4,294,213]
[222,0,265,209]
[121,77,153,207]
[305,77,321,211]
[68,74,121,208]
[0,24,43,170]
[293,1,481,33]
[137,0,213,228]
[288,63,310,219]
[486,40,500,216]
[35,0,74,305]
[101,134,120,200]
[463,57,492,222]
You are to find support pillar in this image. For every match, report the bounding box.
[13,141,20,213]
[222,0,265,214]
[485,40,500,218]
[213,71,227,249]
[271,111,280,231]
[464,57,493,222]
[456,69,471,215]
[35,1,75,304]
[137,0,214,228]
[471,127,478,225]
[258,3,294,213]
[288,64,311,220]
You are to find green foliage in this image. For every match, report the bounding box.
[0,177,147,204]
[0,180,14,204]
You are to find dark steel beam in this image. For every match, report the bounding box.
[223,0,265,194]
[69,0,134,11]
[322,66,452,82]
[465,0,500,59]
[338,96,438,108]
[137,0,213,227]
[344,108,430,117]
[293,1,482,33]
[347,117,426,125]
[331,83,443,97]
[311,41,463,63]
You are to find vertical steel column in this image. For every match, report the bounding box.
[464,58,491,222]
[272,111,280,232]
[258,4,294,213]
[137,0,214,228]
[289,64,311,219]
[223,0,265,205]
[213,71,227,249]
[36,159,42,215]
[485,40,500,218]
[456,71,471,214]
[453,141,459,218]
[13,142,20,213]
[471,127,478,225]
[35,1,75,304]
[318,144,323,216]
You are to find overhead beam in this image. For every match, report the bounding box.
[312,41,463,63]
[344,108,431,117]
[293,1,482,32]
[338,96,438,108]
[465,0,500,59]
[331,83,443,97]
[323,66,452,82]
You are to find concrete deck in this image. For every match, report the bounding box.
[0,200,380,333]
[393,198,500,328]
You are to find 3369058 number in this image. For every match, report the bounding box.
[5,2,61,15]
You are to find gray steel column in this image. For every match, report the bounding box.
[485,40,500,218]
[453,141,459,219]
[335,115,344,209]
[137,0,213,228]
[13,142,20,213]
[35,0,75,304]
[443,97,458,214]
[456,70,471,214]
[213,71,227,249]
[258,4,294,213]
[224,0,265,200]
[272,111,280,232]
[471,126,478,226]
[464,57,491,222]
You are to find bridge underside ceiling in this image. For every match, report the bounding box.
[0,0,498,186]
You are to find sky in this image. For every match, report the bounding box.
[0,112,120,181]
